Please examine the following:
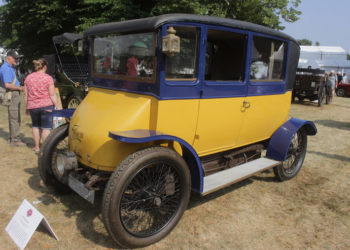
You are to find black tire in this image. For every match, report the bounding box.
[336,88,346,97]
[273,128,307,181]
[102,147,191,248]
[67,95,82,109]
[318,87,325,107]
[38,123,71,194]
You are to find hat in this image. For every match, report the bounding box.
[338,71,341,74]
[7,50,20,59]
[330,70,334,73]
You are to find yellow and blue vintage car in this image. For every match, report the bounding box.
[39,14,317,248]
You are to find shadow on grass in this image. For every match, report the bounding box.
[291,100,318,107]
[24,166,121,248]
[312,120,350,131]
[24,164,277,248]
[0,127,34,146]
[308,150,350,162]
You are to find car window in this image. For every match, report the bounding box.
[93,32,154,78]
[250,36,286,81]
[205,29,247,82]
[165,26,198,80]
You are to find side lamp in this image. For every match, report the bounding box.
[162,27,180,58]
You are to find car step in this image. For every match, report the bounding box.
[202,158,281,195]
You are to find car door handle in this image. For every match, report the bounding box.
[243,101,250,108]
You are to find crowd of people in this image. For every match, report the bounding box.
[0,50,59,151]
[324,70,348,99]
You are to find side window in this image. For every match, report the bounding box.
[165,26,198,80]
[205,29,247,81]
[93,32,154,78]
[250,36,286,81]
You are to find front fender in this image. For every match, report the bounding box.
[109,129,204,193]
[266,118,317,162]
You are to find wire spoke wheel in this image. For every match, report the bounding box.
[121,162,181,237]
[67,96,82,109]
[273,128,307,181]
[102,147,191,248]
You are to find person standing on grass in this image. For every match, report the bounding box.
[327,70,336,100]
[0,50,26,147]
[24,58,60,152]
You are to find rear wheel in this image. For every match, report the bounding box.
[102,147,191,248]
[38,123,71,194]
[336,87,346,97]
[273,128,307,181]
[67,96,82,109]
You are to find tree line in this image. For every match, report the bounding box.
[297,39,320,46]
[0,0,302,67]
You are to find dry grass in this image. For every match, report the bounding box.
[1,95,350,250]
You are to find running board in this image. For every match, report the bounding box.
[202,158,281,195]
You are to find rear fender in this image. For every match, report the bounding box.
[109,129,203,193]
[266,118,317,162]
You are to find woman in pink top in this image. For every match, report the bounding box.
[24,58,60,152]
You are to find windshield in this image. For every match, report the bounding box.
[92,32,155,78]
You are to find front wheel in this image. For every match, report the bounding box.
[38,123,71,194]
[102,147,191,248]
[273,128,307,181]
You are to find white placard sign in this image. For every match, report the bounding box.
[5,199,59,250]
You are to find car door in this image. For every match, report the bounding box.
[235,35,291,147]
[192,27,248,156]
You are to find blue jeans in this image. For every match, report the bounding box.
[29,105,54,130]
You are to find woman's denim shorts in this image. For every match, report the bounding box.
[29,105,54,130]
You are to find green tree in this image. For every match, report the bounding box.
[0,0,302,67]
[297,39,313,46]
[315,41,320,46]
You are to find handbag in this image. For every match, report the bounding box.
[0,77,17,107]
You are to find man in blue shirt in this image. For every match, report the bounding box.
[0,50,26,146]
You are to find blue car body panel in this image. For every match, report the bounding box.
[266,118,317,162]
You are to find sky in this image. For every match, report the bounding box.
[280,0,350,54]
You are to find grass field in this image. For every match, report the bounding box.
[1,95,350,249]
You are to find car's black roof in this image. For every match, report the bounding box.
[53,33,82,45]
[84,14,297,44]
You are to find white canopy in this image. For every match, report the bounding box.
[300,46,347,60]
[298,59,350,74]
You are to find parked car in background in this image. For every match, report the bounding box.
[336,83,350,97]
[44,33,88,108]
[293,68,329,106]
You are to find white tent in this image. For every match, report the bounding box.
[300,46,347,60]
[298,59,350,75]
